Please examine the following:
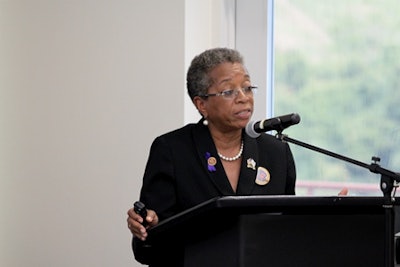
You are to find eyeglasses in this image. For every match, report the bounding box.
[200,86,258,100]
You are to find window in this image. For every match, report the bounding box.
[272,0,400,196]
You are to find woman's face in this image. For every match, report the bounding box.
[199,62,255,133]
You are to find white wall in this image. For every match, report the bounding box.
[184,0,236,123]
[236,0,270,121]
[0,1,185,266]
[0,0,239,266]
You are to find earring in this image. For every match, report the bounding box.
[203,118,208,126]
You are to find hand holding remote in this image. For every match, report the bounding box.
[133,201,147,226]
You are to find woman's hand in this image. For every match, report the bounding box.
[127,208,159,241]
[338,187,349,196]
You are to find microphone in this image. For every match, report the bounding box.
[246,113,301,138]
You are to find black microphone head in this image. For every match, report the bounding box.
[246,113,301,137]
[288,113,300,125]
[245,120,260,138]
[276,113,301,131]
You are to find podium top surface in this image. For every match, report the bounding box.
[148,195,398,237]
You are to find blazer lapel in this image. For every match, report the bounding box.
[192,122,235,195]
[236,133,258,195]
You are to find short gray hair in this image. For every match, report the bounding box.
[186,47,244,100]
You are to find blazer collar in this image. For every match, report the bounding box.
[236,134,259,195]
[192,121,258,195]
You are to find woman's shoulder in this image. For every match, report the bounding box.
[158,122,199,139]
[248,132,290,152]
[149,122,207,154]
[253,132,283,144]
[152,122,206,147]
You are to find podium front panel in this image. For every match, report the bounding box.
[239,213,385,266]
[182,212,385,267]
[145,196,395,267]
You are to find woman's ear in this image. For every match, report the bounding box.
[193,96,207,118]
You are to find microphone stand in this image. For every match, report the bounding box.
[275,132,400,200]
[275,131,400,267]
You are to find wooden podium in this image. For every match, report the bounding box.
[133,196,397,267]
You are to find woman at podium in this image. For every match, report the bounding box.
[127,47,297,265]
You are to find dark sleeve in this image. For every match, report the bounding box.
[132,236,183,266]
[139,135,180,221]
[132,136,179,265]
[132,237,152,264]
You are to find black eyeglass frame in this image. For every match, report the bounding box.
[199,85,258,99]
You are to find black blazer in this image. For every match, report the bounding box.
[133,120,296,265]
[139,120,296,222]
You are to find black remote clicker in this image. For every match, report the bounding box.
[133,201,147,226]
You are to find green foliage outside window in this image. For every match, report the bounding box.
[274,0,400,195]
